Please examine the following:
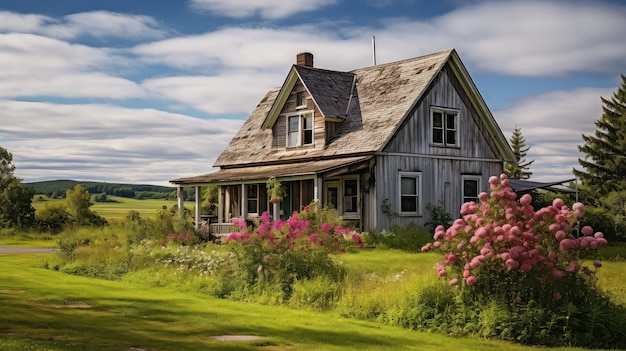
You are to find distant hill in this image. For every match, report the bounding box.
[24,180,196,200]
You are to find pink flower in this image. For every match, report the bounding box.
[478,192,488,202]
[466,275,477,286]
[551,269,563,280]
[552,198,565,209]
[449,278,459,286]
[593,260,602,268]
[573,202,585,218]
[581,225,593,236]
[421,243,432,252]
[320,222,332,232]
[553,292,562,300]
[520,194,532,206]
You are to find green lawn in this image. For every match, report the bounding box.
[32,195,195,222]
[0,251,621,351]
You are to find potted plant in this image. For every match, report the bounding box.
[267,176,286,204]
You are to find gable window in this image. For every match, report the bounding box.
[432,108,459,147]
[287,112,313,147]
[399,172,422,215]
[296,91,306,108]
[462,175,481,204]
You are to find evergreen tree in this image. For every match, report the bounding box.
[504,126,534,179]
[574,75,626,195]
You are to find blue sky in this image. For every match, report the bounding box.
[1,0,625,186]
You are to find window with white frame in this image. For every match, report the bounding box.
[399,172,422,214]
[247,184,258,214]
[287,112,313,147]
[462,175,481,204]
[432,108,459,147]
[343,179,358,213]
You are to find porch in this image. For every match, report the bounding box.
[171,156,373,238]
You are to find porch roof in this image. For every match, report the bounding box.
[171,156,372,185]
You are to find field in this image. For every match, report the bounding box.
[32,195,196,222]
[2,248,621,351]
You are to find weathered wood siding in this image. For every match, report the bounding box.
[271,80,326,149]
[373,155,501,230]
[373,62,505,231]
[384,64,499,159]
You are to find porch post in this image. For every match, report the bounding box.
[241,184,248,220]
[225,187,231,220]
[273,202,279,221]
[218,186,224,223]
[194,186,201,229]
[177,185,184,216]
[314,176,322,201]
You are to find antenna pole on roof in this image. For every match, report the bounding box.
[372,34,377,65]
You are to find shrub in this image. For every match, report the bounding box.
[421,173,626,348]
[222,203,359,301]
[35,203,71,234]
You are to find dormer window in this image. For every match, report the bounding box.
[287,112,313,147]
[296,91,306,108]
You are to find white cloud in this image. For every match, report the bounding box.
[0,10,170,40]
[0,33,142,99]
[494,87,615,182]
[1,100,242,185]
[189,0,338,19]
[378,0,626,76]
[142,70,283,114]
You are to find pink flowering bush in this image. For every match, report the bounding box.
[221,204,361,301]
[420,174,626,348]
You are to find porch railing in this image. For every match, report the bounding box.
[209,223,240,238]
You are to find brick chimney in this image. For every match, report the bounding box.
[296,52,313,67]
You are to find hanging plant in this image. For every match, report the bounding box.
[267,176,287,204]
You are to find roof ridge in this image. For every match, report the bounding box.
[350,48,454,73]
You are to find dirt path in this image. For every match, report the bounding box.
[0,246,59,254]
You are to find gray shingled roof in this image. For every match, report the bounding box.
[295,65,355,119]
[213,49,453,168]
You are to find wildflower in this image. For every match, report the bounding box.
[593,260,602,268]
[553,292,562,300]
[449,278,459,286]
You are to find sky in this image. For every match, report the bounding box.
[1,0,625,187]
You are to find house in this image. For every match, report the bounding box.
[170,49,515,234]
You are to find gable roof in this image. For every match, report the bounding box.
[212,49,513,169]
[262,66,355,128]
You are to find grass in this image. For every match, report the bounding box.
[1,250,624,351]
[32,195,195,222]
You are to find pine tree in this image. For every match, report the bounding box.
[504,126,534,179]
[574,75,626,195]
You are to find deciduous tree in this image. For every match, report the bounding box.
[0,146,35,228]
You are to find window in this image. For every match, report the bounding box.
[287,112,313,147]
[343,179,358,213]
[462,175,481,204]
[247,184,258,214]
[399,172,421,214]
[296,91,306,108]
[432,108,458,147]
